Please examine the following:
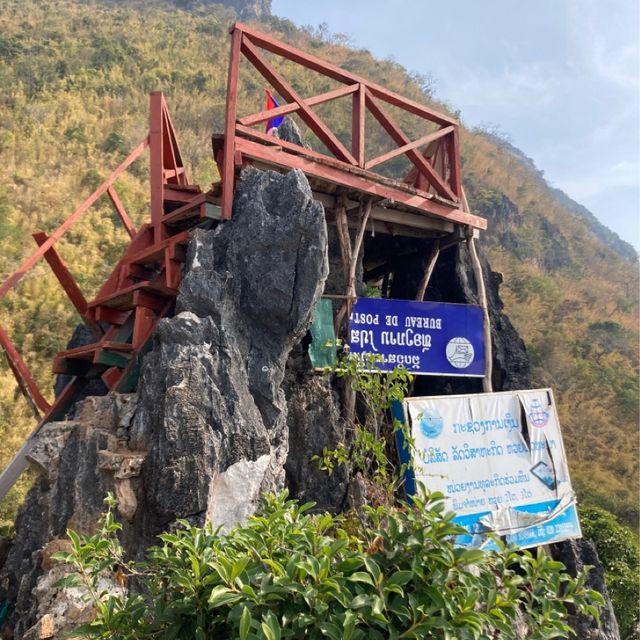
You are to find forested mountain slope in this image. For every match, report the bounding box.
[0,0,637,526]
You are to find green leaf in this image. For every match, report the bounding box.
[386,570,413,587]
[261,611,281,640]
[348,572,375,586]
[343,610,357,640]
[239,606,251,640]
[208,585,242,608]
[363,557,382,584]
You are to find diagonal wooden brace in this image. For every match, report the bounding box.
[364,89,457,201]
[32,232,103,338]
[107,186,136,239]
[241,37,357,166]
[0,323,50,414]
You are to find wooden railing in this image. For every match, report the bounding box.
[218,23,483,229]
[0,92,186,417]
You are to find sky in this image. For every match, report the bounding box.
[271,0,640,251]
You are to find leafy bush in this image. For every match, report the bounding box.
[55,493,603,640]
[579,505,639,639]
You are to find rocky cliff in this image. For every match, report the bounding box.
[0,164,620,639]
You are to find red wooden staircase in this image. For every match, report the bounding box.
[0,92,220,497]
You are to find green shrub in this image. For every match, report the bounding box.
[579,505,639,639]
[55,493,603,639]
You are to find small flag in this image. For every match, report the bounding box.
[265,89,284,132]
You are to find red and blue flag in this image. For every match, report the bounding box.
[265,89,284,132]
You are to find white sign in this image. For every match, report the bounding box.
[401,389,581,549]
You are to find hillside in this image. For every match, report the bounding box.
[0,0,637,528]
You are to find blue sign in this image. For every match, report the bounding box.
[349,298,485,377]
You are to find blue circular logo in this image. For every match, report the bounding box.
[419,409,444,439]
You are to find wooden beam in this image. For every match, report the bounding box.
[364,89,457,201]
[161,101,188,187]
[365,126,454,171]
[32,232,103,337]
[107,186,136,239]
[0,324,50,413]
[0,377,84,501]
[221,27,242,220]
[352,83,365,167]
[149,92,165,243]
[235,136,486,229]
[240,37,357,165]
[312,192,454,234]
[0,138,148,303]
[232,23,458,127]
[239,84,358,127]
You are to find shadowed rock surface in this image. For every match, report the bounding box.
[552,539,621,640]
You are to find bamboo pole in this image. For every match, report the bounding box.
[467,235,493,392]
[333,197,374,424]
[460,187,493,392]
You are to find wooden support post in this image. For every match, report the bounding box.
[335,198,372,335]
[334,197,373,424]
[32,232,103,338]
[221,27,243,221]
[352,83,365,168]
[461,187,492,390]
[149,92,165,243]
[132,307,155,348]
[415,239,440,301]
[467,235,493,392]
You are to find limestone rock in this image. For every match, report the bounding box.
[22,563,125,640]
[127,166,329,545]
[0,393,141,636]
[552,539,621,640]
[274,117,310,149]
[284,374,349,512]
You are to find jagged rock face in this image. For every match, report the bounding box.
[283,365,349,512]
[126,167,328,546]
[469,187,573,272]
[0,167,329,635]
[53,324,108,400]
[552,539,621,640]
[0,394,140,638]
[168,0,271,19]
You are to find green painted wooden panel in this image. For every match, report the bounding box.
[309,298,337,369]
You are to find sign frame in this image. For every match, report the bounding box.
[348,297,486,378]
[394,389,582,550]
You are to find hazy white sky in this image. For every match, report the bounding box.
[272,0,640,251]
